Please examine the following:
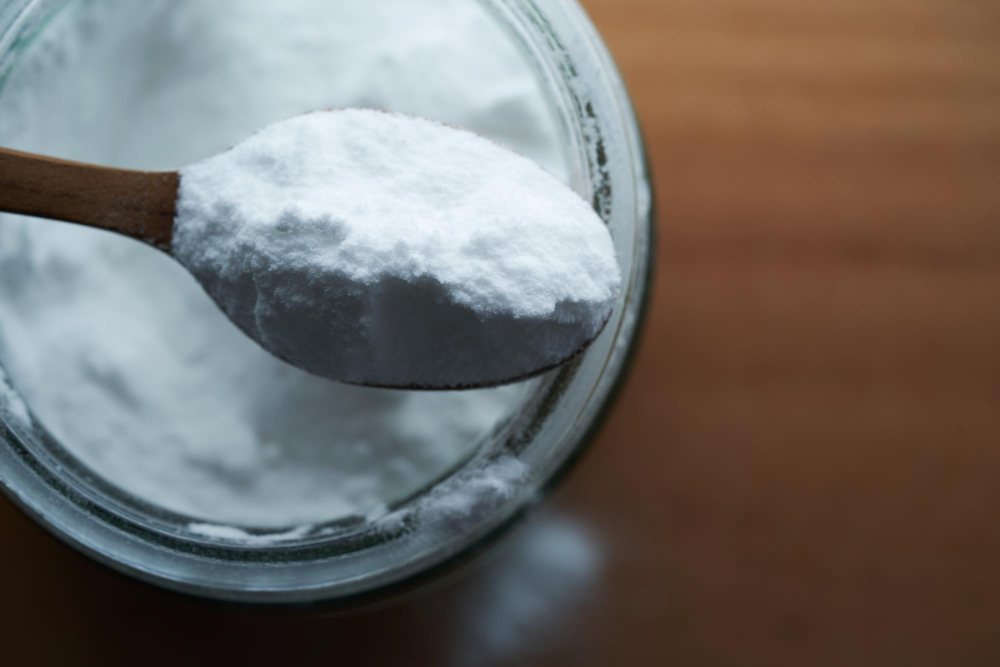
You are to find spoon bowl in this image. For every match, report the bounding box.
[0,109,620,389]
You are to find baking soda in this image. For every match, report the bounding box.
[174,110,619,388]
[0,0,608,528]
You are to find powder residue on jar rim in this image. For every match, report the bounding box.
[0,367,31,428]
[0,0,575,531]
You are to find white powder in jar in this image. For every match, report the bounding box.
[0,0,587,527]
[174,110,620,388]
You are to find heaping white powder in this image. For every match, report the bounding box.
[174,110,619,388]
[0,0,608,528]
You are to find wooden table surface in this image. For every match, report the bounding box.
[4,0,1000,664]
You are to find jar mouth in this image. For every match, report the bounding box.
[0,0,654,603]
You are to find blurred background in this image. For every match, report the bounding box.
[4,0,1000,664]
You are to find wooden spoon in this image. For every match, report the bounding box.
[0,122,612,391]
[0,147,177,251]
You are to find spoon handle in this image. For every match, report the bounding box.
[0,146,178,251]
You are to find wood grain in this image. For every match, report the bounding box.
[2,0,1000,665]
[0,147,176,250]
[573,0,1000,664]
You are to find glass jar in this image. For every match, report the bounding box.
[0,0,654,604]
